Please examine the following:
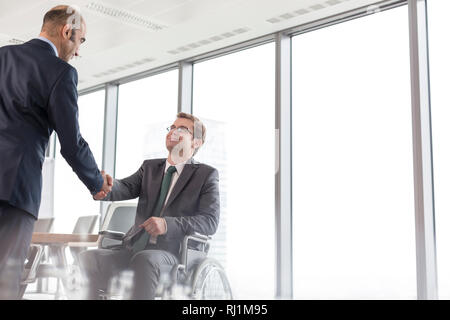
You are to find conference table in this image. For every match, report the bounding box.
[31,232,99,246]
[31,232,99,266]
[30,232,99,297]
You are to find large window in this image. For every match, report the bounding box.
[115,70,178,180]
[428,0,450,300]
[53,89,105,233]
[193,43,275,299]
[292,6,416,299]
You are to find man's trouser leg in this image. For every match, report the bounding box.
[78,248,132,299]
[0,202,35,299]
[129,249,178,300]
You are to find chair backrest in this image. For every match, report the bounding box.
[69,215,99,262]
[22,217,55,283]
[72,215,98,234]
[24,218,55,272]
[33,217,55,232]
[99,202,137,249]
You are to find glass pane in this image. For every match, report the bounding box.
[54,90,105,233]
[428,0,450,300]
[292,6,416,299]
[193,43,275,299]
[116,70,178,180]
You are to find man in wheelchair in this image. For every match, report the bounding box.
[79,112,220,299]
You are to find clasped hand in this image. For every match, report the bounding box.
[93,170,113,200]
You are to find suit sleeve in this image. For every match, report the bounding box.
[101,164,144,202]
[47,66,103,195]
[164,168,220,238]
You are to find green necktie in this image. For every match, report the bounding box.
[131,165,177,253]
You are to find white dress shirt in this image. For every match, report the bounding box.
[149,159,187,244]
[163,159,187,207]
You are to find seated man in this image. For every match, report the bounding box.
[79,112,219,299]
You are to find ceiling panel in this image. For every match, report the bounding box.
[141,0,236,25]
[0,0,387,90]
[100,0,144,8]
[126,0,190,17]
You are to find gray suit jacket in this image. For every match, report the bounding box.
[103,158,220,256]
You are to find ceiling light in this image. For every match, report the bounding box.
[85,2,166,31]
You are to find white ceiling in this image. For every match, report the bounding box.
[0,0,381,90]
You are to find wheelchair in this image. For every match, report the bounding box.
[98,230,233,300]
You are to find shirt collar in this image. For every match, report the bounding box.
[36,36,58,57]
[165,159,188,175]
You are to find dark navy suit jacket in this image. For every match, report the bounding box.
[0,39,104,218]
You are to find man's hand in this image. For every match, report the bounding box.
[93,170,113,200]
[139,217,167,236]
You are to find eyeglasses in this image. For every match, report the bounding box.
[166,125,193,135]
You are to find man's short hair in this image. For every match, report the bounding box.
[177,112,206,156]
[41,5,84,36]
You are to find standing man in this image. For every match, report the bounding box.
[79,113,220,299]
[0,5,112,299]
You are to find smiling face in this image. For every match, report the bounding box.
[166,117,194,153]
[166,114,205,164]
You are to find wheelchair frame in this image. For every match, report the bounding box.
[98,230,233,300]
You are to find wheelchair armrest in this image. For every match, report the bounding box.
[183,233,211,249]
[191,232,212,242]
[180,233,211,267]
[99,230,125,241]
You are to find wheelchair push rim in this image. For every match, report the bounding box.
[189,258,233,300]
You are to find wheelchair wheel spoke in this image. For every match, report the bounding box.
[191,258,233,300]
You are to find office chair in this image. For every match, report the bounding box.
[69,215,98,265]
[97,202,138,250]
[33,217,55,233]
[20,217,55,298]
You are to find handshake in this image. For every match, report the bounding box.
[93,170,113,200]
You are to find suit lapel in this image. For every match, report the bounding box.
[146,160,166,218]
[163,162,199,212]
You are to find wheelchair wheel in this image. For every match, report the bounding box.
[190,258,232,300]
